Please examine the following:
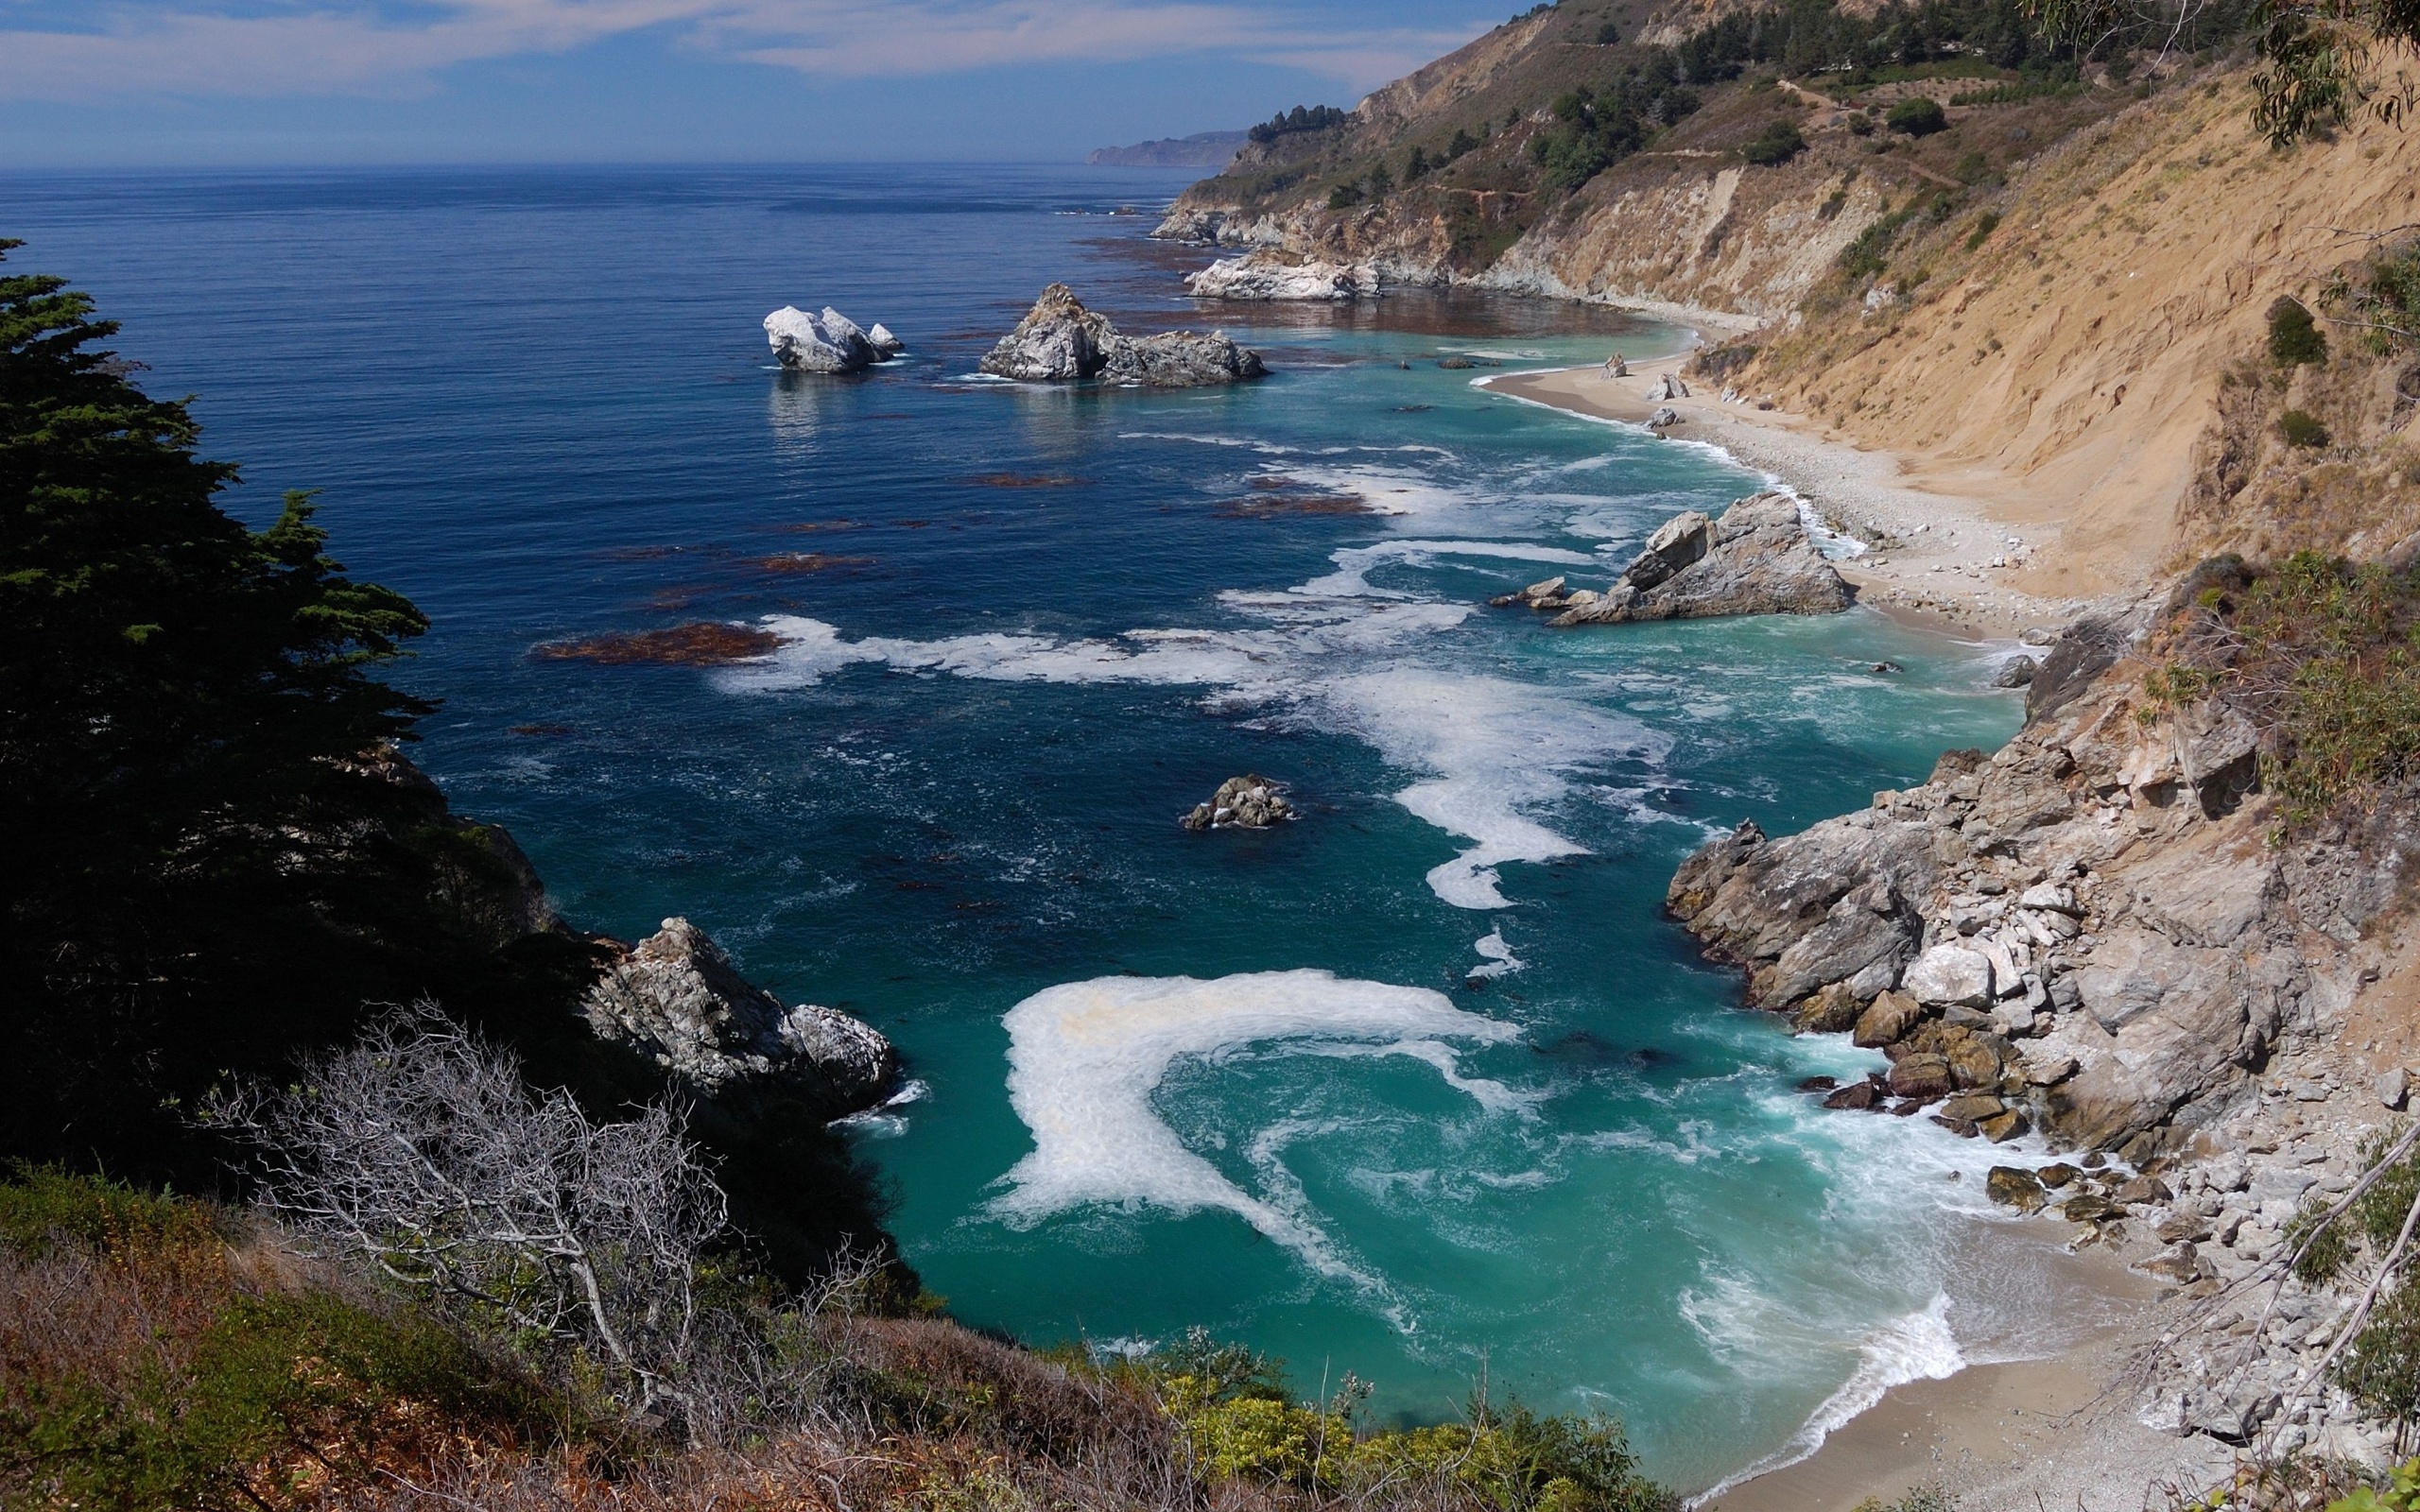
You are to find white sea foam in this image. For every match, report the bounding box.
[726,601,1665,910]
[1299,539,1599,599]
[1469,930,1524,979]
[989,970,1523,1285]
[1328,665,1663,908]
[1692,1297,1963,1505]
[829,1078,932,1138]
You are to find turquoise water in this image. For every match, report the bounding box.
[3,165,2077,1491]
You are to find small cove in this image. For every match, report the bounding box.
[3,162,2067,1490]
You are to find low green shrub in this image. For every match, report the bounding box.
[2270,297,2329,365]
[1965,210,2001,249]
[1887,96,1948,135]
[0,1166,223,1259]
[2235,553,2420,816]
[2326,237,2420,355]
[1742,119,1807,165]
[2279,407,2331,447]
[2330,1457,2420,1511]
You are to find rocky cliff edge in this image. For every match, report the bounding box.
[1668,609,2410,1159]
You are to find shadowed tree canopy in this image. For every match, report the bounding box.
[0,246,902,1284]
[1,239,431,880]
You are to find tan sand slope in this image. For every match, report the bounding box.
[1739,74,2420,602]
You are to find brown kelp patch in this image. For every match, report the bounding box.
[959,473,1092,489]
[531,623,782,666]
[749,552,876,575]
[1217,477,1372,518]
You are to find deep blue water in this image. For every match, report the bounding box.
[3,163,2094,1491]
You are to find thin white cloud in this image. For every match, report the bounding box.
[0,0,1475,99]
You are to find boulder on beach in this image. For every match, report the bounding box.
[1182,774,1296,831]
[582,917,898,1114]
[1548,493,1855,626]
[980,284,1266,387]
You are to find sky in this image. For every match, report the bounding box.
[0,0,1500,165]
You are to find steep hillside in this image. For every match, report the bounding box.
[1713,76,2420,598]
[1160,0,2420,599]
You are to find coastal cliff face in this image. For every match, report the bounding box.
[1164,12,2420,599]
[1668,610,2411,1157]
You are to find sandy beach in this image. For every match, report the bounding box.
[1481,353,2138,639]
[1478,333,2222,1507]
[1703,1234,2229,1510]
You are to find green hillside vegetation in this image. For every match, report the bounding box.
[1181,0,2256,276]
[0,1145,1677,1508]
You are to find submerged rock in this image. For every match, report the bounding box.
[582,917,898,1113]
[765,305,889,372]
[980,284,1266,387]
[1182,774,1296,831]
[1550,493,1853,626]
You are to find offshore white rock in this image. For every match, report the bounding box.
[764,304,876,372]
[1185,255,1377,301]
[867,321,904,357]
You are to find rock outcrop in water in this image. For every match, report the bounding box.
[1547,493,1853,626]
[764,305,899,372]
[980,284,1266,387]
[583,916,899,1114]
[1186,256,1377,301]
[1181,775,1296,831]
[1666,610,2401,1159]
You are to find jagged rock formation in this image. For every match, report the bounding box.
[1667,610,2404,1158]
[979,284,1266,387]
[1549,493,1853,625]
[1186,256,1378,301]
[583,917,899,1114]
[764,305,896,373]
[1181,775,1296,831]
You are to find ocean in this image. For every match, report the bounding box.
[3,162,2104,1492]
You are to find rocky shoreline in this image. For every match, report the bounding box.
[1664,594,2419,1472]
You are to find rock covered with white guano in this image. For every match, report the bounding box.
[1182,775,1296,831]
[764,305,893,372]
[1185,256,1377,301]
[582,917,897,1113]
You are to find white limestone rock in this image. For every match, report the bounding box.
[765,304,876,372]
[1903,943,1996,1007]
[1185,255,1376,301]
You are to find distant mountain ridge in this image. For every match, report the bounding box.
[1087,130,1247,168]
